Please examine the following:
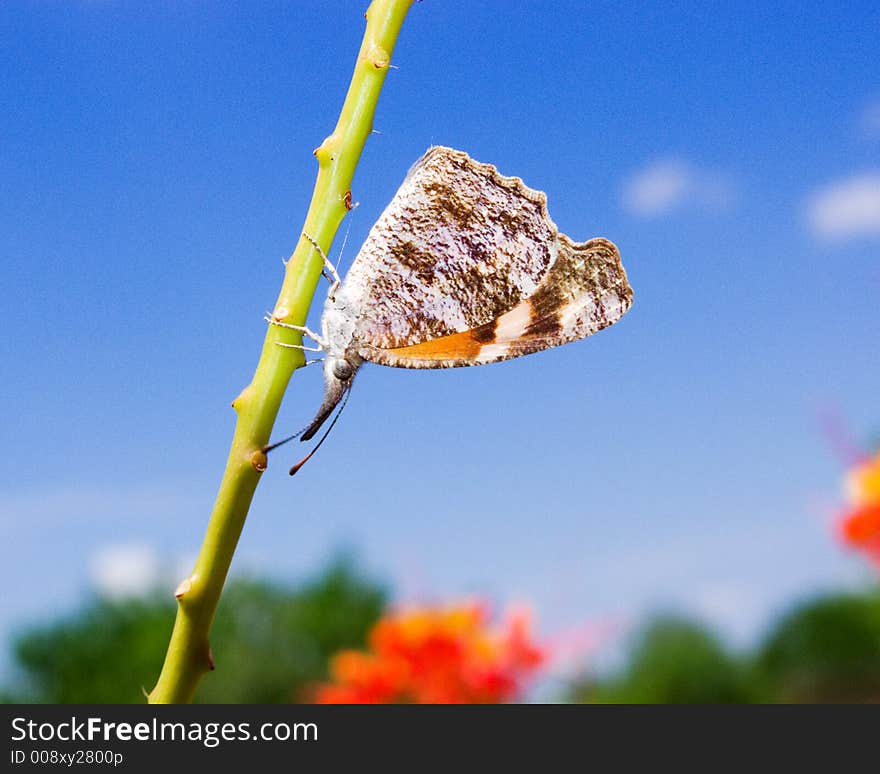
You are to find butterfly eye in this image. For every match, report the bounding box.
[332,360,354,381]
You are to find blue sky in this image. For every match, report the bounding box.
[1,0,879,678]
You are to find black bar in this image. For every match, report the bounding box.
[2,704,873,770]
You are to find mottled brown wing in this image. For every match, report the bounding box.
[338,147,566,344]
[335,145,632,367]
[359,235,633,369]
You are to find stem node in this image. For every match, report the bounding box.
[250,449,268,472]
[366,43,391,69]
[174,576,194,600]
[231,385,254,412]
[271,305,290,322]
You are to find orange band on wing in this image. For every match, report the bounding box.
[385,328,487,361]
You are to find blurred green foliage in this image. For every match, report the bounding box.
[3,559,385,703]
[572,587,880,704]
[576,617,757,703]
[3,555,878,703]
[755,590,880,703]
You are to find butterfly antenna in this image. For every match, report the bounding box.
[334,210,356,274]
[261,423,311,454]
[289,389,351,476]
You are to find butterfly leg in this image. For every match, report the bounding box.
[265,312,328,352]
[301,231,341,298]
[276,341,324,353]
[264,314,328,349]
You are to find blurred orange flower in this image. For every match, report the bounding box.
[838,450,880,567]
[311,600,544,703]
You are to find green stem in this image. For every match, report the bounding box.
[148,0,415,704]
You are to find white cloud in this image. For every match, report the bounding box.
[860,99,880,137]
[623,160,690,216]
[90,543,161,598]
[621,158,733,217]
[807,173,880,239]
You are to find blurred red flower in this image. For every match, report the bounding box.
[311,600,545,704]
[838,451,880,567]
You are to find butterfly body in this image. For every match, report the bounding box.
[298,146,633,440]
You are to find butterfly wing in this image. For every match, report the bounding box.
[362,236,632,368]
[330,145,633,368]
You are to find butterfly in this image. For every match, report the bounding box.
[268,146,633,469]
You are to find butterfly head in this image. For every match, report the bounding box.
[300,353,360,441]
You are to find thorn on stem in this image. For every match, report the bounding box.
[250,449,268,472]
[207,647,215,671]
[174,577,194,599]
[367,44,390,69]
[344,190,354,210]
[314,133,341,164]
[232,385,254,412]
